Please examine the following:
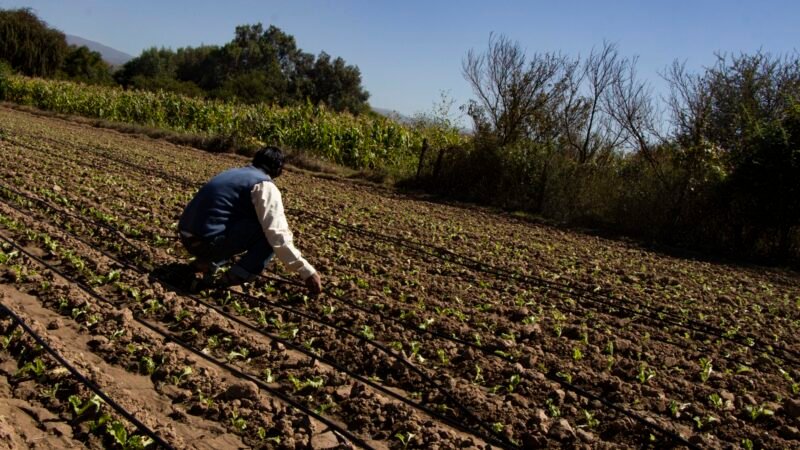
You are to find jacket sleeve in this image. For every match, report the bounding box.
[251,181,317,280]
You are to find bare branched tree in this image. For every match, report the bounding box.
[663,60,712,147]
[462,34,570,146]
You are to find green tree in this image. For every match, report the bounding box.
[309,52,370,113]
[115,47,178,87]
[0,8,68,77]
[60,45,113,85]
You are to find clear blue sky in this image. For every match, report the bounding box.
[3,0,798,120]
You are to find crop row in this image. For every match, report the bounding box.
[0,75,462,170]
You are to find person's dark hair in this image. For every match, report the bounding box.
[253,146,285,178]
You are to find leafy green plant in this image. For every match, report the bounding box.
[286,374,324,392]
[582,409,599,428]
[394,431,414,449]
[359,325,375,340]
[139,356,156,375]
[699,357,713,383]
[708,393,723,409]
[507,373,521,392]
[69,394,104,417]
[473,364,485,385]
[229,410,247,433]
[545,398,561,418]
[17,357,46,378]
[107,420,155,449]
[169,366,192,386]
[227,347,250,362]
[744,404,774,421]
[436,349,450,366]
[637,363,656,384]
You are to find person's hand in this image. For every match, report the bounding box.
[304,272,322,296]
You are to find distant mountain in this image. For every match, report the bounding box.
[372,107,415,125]
[66,34,133,66]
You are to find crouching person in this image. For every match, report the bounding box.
[178,146,322,295]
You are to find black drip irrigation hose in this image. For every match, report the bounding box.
[0,195,516,448]
[292,208,800,365]
[0,233,374,450]
[0,178,743,448]
[0,303,175,450]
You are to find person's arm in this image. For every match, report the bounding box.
[251,182,317,279]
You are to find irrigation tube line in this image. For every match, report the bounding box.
[0,303,175,450]
[0,182,756,448]
[0,234,375,450]
[292,208,800,364]
[0,188,518,449]
[13,136,797,366]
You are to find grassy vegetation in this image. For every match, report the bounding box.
[0,73,462,172]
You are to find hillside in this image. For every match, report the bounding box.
[65,34,133,66]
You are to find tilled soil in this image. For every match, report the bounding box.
[0,105,799,449]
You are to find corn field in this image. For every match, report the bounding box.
[0,75,462,169]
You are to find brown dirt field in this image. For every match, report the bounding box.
[0,105,799,449]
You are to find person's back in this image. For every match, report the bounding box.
[179,166,270,239]
[178,147,322,294]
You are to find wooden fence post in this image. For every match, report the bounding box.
[416,138,428,179]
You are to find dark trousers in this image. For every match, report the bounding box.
[181,219,274,281]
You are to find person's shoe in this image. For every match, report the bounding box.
[216,271,248,288]
[189,259,212,275]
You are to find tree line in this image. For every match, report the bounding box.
[0,8,370,113]
[419,35,800,262]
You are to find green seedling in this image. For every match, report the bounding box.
[507,373,521,392]
[227,347,250,362]
[637,363,656,384]
[582,409,599,428]
[556,371,573,384]
[140,356,156,375]
[229,410,247,433]
[436,349,450,366]
[69,394,104,417]
[107,420,154,449]
[169,366,192,386]
[40,382,62,399]
[699,357,713,383]
[394,431,414,449]
[546,398,561,418]
[17,357,46,378]
[197,390,214,408]
[692,415,719,430]
[359,325,375,340]
[286,374,325,392]
[744,404,774,421]
[87,411,111,432]
[473,364,485,384]
[143,299,163,315]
